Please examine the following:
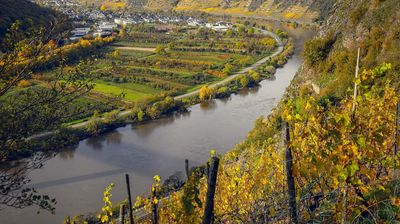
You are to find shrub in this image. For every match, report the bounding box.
[216,86,230,98]
[199,85,216,101]
[17,79,32,88]
[350,5,368,26]
[303,35,336,66]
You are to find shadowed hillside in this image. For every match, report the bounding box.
[0,0,59,37]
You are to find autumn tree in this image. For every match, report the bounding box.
[199,85,215,101]
[155,45,167,55]
[0,20,96,212]
[222,63,234,76]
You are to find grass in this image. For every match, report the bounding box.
[92,81,162,101]
[118,49,154,58]
[125,66,195,77]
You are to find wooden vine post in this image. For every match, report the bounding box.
[120,204,125,224]
[125,174,134,224]
[185,159,190,180]
[202,155,220,224]
[395,101,399,155]
[152,186,158,224]
[343,48,361,224]
[285,122,298,224]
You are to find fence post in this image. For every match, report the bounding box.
[395,101,399,155]
[185,159,190,180]
[202,156,220,224]
[152,187,158,224]
[206,161,210,178]
[125,174,134,224]
[285,122,298,224]
[120,204,125,224]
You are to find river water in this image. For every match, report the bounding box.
[1,26,315,224]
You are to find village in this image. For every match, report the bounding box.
[31,0,234,41]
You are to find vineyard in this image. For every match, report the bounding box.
[86,25,277,106]
[87,0,400,223]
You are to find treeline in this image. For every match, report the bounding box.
[0,0,68,50]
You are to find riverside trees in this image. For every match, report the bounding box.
[0,19,100,212]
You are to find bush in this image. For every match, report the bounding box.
[216,86,230,98]
[17,79,32,88]
[240,75,250,88]
[303,35,335,66]
[103,110,119,124]
[199,85,216,101]
[350,5,368,26]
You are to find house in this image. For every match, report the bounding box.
[93,30,112,38]
[211,24,229,32]
[69,27,90,40]
[98,22,117,32]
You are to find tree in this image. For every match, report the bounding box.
[0,20,95,212]
[240,75,250,88]
[199,85,215,101]
[249,70,261,83]
[167,42,175,50]
[86,110,103,134]
[119,29,126,38]
[222,63,234,75]
[112,49,120,58]
[261,37,277,47]
[303,35,335,66]
[103,110,119,124]
[225,30,233,38]
[237,26,246,34]
[247,27,255,36]
[155,45,167,55]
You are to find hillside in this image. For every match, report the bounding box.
[131,0,400,222]
[80,0,334,23]
[172,0,327,22]
[0,0,58,38]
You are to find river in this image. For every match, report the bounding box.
[1,26,315,224]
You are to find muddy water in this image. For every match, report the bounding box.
[1,27,315,224]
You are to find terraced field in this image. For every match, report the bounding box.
[12,24,279,125]
[86,26,277,106]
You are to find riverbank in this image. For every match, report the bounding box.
[2,29,292,162]
[1,25,316,223]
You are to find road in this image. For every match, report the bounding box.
[175,29,283,100]
[28,28,284,139]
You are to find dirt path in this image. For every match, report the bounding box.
[114,46,156,52]
[28,28,284,139]
[175,29,284,100]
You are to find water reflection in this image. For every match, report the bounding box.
[132,115,178,138]
[199,100,218,111]
[218,96,232,104]
[1,26,316,224]
[267,75,276,81]
[58,148,76,160]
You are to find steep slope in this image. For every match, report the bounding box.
[145,0,400,222]
[75,0,334,23]
[126,0,333,22]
